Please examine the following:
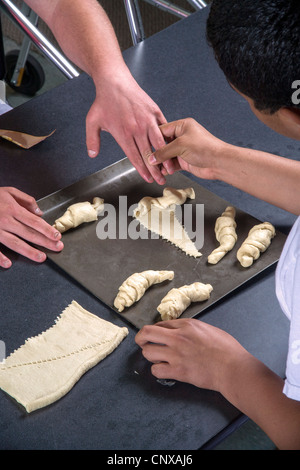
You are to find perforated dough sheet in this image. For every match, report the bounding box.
[0,301,128,412]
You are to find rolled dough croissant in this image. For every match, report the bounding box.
[133,187,202,258]
[237,222,276,267]
[114,270,174,312]
[53,197,104,233]
[157,282,213,320]
[208,206,237,264]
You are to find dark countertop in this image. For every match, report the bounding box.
[0,8,297,450]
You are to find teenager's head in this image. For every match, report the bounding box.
[206,0,300,138]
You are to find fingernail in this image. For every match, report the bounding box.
[54,231,61,239]
[148,154,156,164]
[35,207,43,215]
[55,241,64,250]
[88,150,97,158]
[36,252,46,262]
[2,259,12,268]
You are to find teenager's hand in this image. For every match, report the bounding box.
[0,187,64,268]
[135,318,248,392]
[149,118,226,180]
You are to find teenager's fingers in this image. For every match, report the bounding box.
[135,324,175,348]
[141,343,169,364]
[7,187,43,216]
[151,362,173,379]
[134,134,166,185]
[16,207,62,242]
[149,139,183,165]
[148,124,176,175]
[5,187,62,242]
[0,230,47,263]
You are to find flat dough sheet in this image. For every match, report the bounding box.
[0,301,128,412]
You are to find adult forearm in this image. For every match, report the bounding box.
[215,143,300,215]
[28,0,128,80]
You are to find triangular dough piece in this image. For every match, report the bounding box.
[133,188,202,258]
[0,301,128,413]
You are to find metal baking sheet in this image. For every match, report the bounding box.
[39,158,286,329]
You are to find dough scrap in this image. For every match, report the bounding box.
[0,301,128,413]
[208,206,237,264]
[114,270,174,312]
[157,282,213,320]
[133,187,202,258]
[237,222,276,267]
[53,197,104,233]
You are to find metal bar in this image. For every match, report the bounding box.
[142,0,190,18]
[186,0,207,10]
[10,5,38,85]
[0,0,79,79]
[123,0,145,46]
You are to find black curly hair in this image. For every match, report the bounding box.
[206,0,300,113]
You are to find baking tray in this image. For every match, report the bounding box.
[39,158,286,329]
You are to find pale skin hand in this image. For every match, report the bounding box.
[85,70,172,185]
[26,0,175,185]
[135,319,300,450]
[0,187,63,268]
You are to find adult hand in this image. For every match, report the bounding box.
[85,71,177,185]
[148,118,226,180]
[135,318,249,393]
[0,187,64,268]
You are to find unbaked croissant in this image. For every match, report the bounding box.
[53,197,104,233]
[237,222,275,267]
[157,282,213,320]
[114,270,174,312]
[208,206,237,264]
[133,187,195,218]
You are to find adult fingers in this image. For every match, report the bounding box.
[147,120,177,176]
[0,250,12,269]
[138,142,166,185]
[85,109,101,159]
[149,139,183,165]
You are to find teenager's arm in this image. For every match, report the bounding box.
[150,118,300,214]
[135,319,300,450]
